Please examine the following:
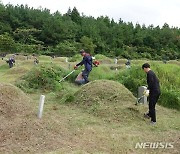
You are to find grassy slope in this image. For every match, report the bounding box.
[0,56,179,153]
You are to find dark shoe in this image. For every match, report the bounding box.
[144,113,150,119]
[84,80,89,84]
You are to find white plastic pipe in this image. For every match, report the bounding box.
[37,95,45,119]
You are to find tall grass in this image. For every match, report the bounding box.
[90,65,116,80]
[16,64,68,92]
[153,64,180,110]
[115,63,180,110]
[65,65,116,82]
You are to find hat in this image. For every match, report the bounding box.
[80,49,85,54]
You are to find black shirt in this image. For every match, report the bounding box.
[147,70,160,93]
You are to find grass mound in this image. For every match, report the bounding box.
[5,66,29,75]
[0,83,32,118]
[16,64,68,92]
[0,83,65,153]
[67,80,138,122]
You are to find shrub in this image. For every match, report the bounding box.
[68,54,82,62]
[116,65,146,96]
[116,63,180,110]
[16,64,67,92]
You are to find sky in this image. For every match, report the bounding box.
[1,0,180,28]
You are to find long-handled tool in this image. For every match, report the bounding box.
[59,70,75,83]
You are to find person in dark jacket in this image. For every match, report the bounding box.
[74,49,92,84]
[125,59,131,68]
[142,63,161,125]
[6,56,15,68]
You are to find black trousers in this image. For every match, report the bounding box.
[82,69,91,83]
[148,92,160,122]
[9,63,13,68]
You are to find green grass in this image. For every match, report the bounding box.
[115,62,180,110]
[29,91,180,154]
[0,55,180,153]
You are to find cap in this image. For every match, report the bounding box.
[80,49,85,54]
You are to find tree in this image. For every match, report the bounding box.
[0,2,179,59]
[80,36,96,54]
[13,28,42,44]
[0,33,16,53]
[71,7,81,24]
[54,40,78,56]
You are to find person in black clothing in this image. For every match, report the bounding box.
[6,56,15,68]
[74,49,92,84]
[125,59,131,68]
[142,63,161,124]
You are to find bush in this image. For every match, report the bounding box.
[68,54,82,62]
[89,65,116,81]
[116,65,146,96]
[152,63,180,110]
[160,88,180,110]
[16,64,68,92]
[116,63,180,110]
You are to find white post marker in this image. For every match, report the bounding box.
[37,95,45,119]
[114,58,118,64]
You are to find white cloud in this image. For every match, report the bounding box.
[1,0,180,27]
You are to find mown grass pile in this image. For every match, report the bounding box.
[0,83,32,118]
[65,80,139,122]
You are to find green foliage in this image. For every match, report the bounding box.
[80,36,96,54]
[68,54,82,62]
[95,54,109,60]
[16,64,67,92]
[0,3,179,59]
[152,64,180,110]
[13,28,42,44]
[16,43,43,53]
[53,40,78,56]
[0,33,16,53]
[160,89,180,110]
[70,7,81,24]
[116,63,180,110]
[89,65,115,81]
[116,66,146,96]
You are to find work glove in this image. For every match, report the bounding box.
[143,89,149,97]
